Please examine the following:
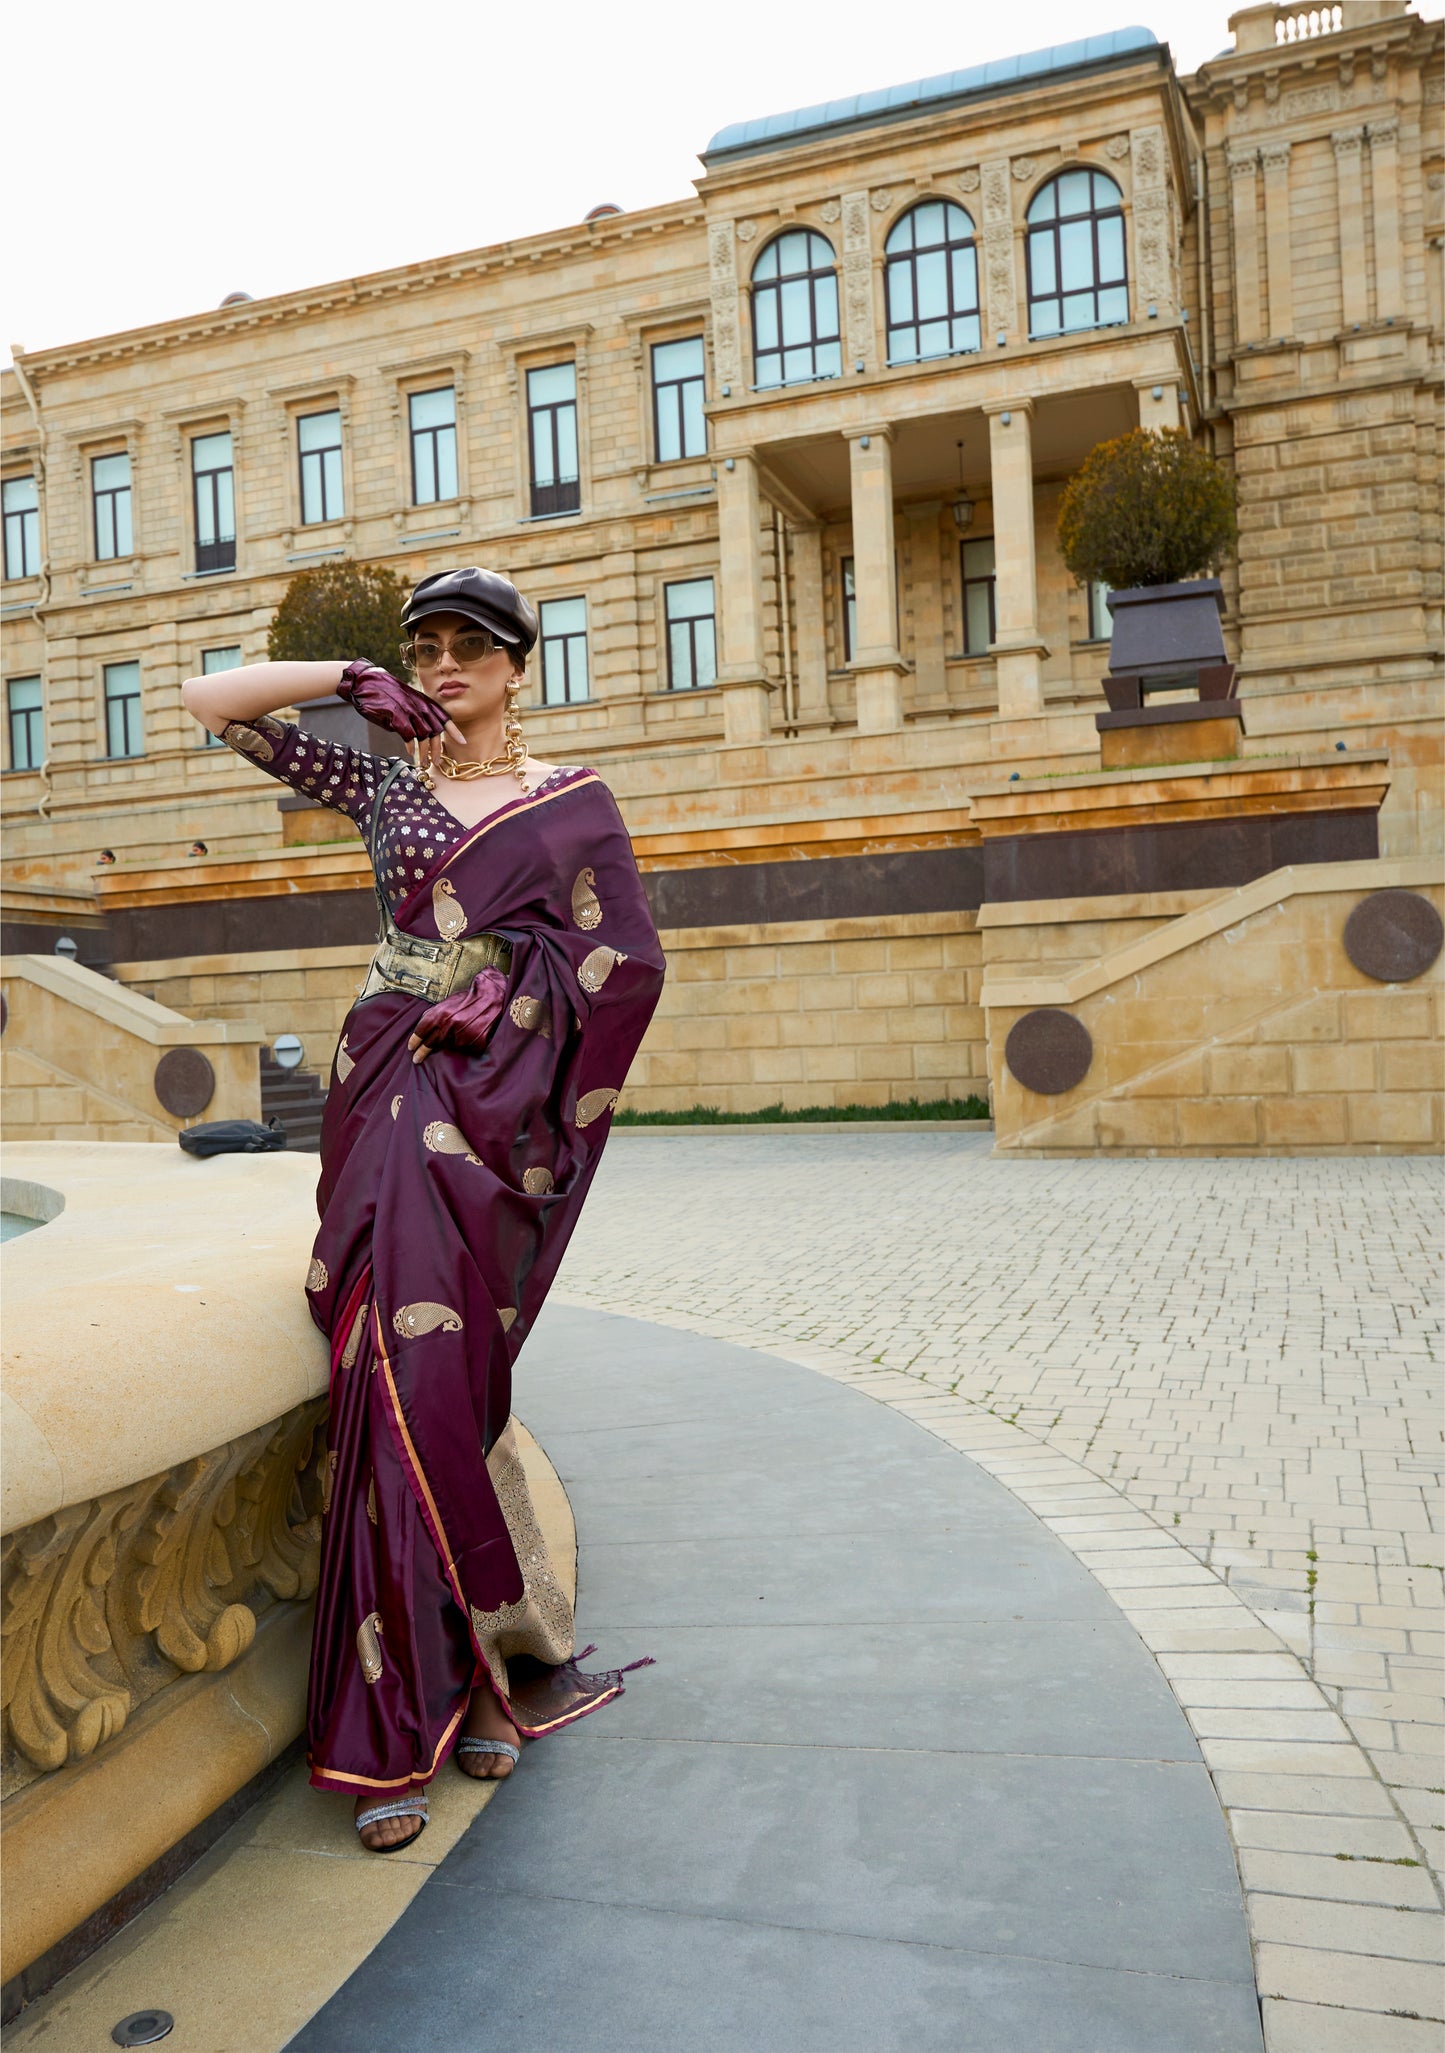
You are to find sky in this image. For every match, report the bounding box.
[7,0,1438,364]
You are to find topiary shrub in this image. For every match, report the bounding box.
[267,561,411,675]
[1057,428,1238,591]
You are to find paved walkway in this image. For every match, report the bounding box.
[546,1133,1444,2052]
[293,1304,1261,2052]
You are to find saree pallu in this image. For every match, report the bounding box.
[298,768,665,1795]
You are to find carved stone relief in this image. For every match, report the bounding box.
[841,191,874,371]
[1,1398,326,1798]
[1131,125,1174,315]
[708,221,742,390]
[980,157,1017,339]
[958,167,980,194]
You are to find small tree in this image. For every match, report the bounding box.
[1057,428,1237,592]
[267,561,411,677]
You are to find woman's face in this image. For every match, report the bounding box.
[406,611,522,724]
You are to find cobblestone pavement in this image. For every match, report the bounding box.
[554,1132,1445,2052]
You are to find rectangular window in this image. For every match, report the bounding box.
[527,364,580,518]
[1087,580,1113,641]
[539,597,589,705]
[191,431,236,573]
[103,660,143,758]
[198,644,242,745]
[6,675,43,771]
[3,476,40,580]
[297,410,344,525]
[960,537,996,655]
[664,578,717,691]
[651,338,706,463]
[841,557,857,662]
[92,452,133,561]
[409,387,458,505]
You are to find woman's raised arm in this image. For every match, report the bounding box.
[180,660,344,738]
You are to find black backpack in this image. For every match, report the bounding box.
[178,1117,289,1158]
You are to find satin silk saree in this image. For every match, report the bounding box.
[299,768,664,1793]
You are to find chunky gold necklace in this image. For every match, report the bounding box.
[415,686,528,788]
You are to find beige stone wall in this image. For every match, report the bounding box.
[113,945,372,1086]
[984,860,1444,1154]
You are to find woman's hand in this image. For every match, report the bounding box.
[407,968,510,1065]
[338,661,465,751]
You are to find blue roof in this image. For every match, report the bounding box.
[704,29,1162,160]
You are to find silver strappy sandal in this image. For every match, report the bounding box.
[354,1791,428,1852]
[456,1737,520,1776]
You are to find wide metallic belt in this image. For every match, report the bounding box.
[358,928,512,1006]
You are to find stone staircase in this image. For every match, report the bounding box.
[259,1049,328,1152]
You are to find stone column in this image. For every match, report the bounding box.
[844,425,905,734]
[905,504,946,702]
[1369,120,1402,319]
[789,520,830,727]
[983,399,1046,720]
[1134,377,1182,433]
[714,450,772,745]
[1260,140,1294,337]
[1333,128,1368,328]
[1227,146,1262,345]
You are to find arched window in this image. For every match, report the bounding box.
[1026,170,1128,339]
[884,201,980,364]
[752,231,841,389]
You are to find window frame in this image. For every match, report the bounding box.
[959,537,997,656]
[6,674,43,772]
[1025,168,1129,341]
[538,596,590,705]
[840,557,857,663]
[650,337,707,464]
[102,659,144,760]
[198,645,242,746]
[526,363,581,519]
[296,409,344,526]
[663,577,718,692]
[883,201,982,366]
[1086,580,1114,642]
[91,451,134,562]
[3,475,40,581]
[190,430,236,574]
[750,230,842,391]
[408,386,459,507]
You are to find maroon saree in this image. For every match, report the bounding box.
[223,718,664,1796]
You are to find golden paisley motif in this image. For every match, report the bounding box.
[321,1446,338,1514]
[357,1611,384,1685]
[390,1094,403,1120]
[306,1256,329,1293]
[392,1300,463,1338]
[509,994,552,1038]
[497,1306,518,1333]
[571,867,602,931]
[522,1166,555,1195]
[423,1120,482,1165]
[366,1475,377,1526]
[341,1298,369,1371]
[578,945,627,994]
[432,877,467,941]
[223,720,275,764]
[574,1087,620,1129]
[335,1036,355,1083]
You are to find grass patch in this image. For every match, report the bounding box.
[613,1095,990,1127]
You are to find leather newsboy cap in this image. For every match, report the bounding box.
[403,567,539,655]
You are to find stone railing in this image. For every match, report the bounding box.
[1,1142,329,1994]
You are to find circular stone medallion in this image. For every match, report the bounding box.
[1004,1008,1093,1096]
[1343,890,1444,985]
[154,1048,216,1118]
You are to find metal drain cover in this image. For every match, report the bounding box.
[112,2012,174,2046]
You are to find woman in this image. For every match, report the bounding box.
[182,566,665,1851]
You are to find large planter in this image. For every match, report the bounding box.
[1106,577,1227,687]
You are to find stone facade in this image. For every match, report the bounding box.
[1,3,1440,1118]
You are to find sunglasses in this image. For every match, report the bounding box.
[400,630,506,672]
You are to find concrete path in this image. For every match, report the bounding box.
[290,1304,1262,2052]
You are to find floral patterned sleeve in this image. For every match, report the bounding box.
[221,715,393,835]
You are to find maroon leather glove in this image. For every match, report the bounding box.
[337,659,450,742]
[413,967,510,1055]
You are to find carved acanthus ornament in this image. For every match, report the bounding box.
[980,158,1017,339]
[841,191,874,371]
[1,1399,326,1797]
[708,222,742,390]
[1130,125,1174,316]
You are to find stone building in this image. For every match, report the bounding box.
[2,1,1441,1123]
